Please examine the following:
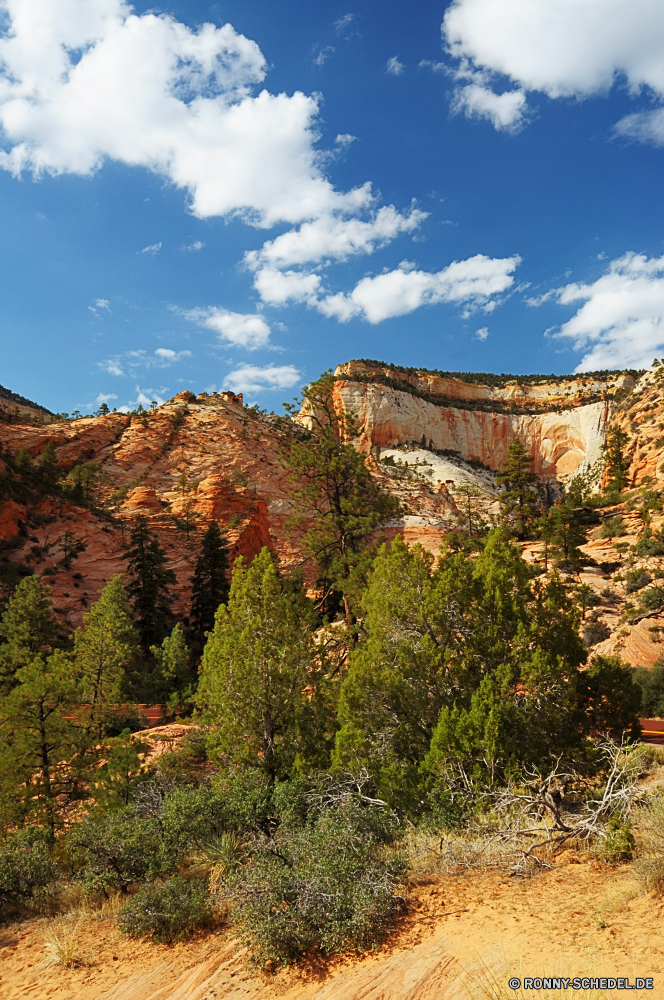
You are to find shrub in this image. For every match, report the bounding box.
[634,538,664,557]
[639,587,664,612]
[600,516,626,539]
[70,812,173,895]
[625,569,652,594]
[633,661,664,717]
[223,797,406,968]
[581,619,611,647]
[0,831,56,919]
[599,816,635,862]
[118,877,211,942]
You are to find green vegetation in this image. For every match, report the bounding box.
[282,371,400,630]
[0,369,660,966]
[122,515,177,654]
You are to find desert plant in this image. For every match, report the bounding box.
[600,516,627,539]
[0,831,56,919]
[118,876,211,942]
[221,792,406,968]
[598,816,635,862]
[625,568,652,593]
[40,920,82,968]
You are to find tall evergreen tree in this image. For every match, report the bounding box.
[197,548,328,780]
[282,371,400,632]
[0,576,62,694]
[0,651,85,837]
[496,439,540,539]
[189,521,230,649]
[122,516,176,654]
[74,575,140,739]
[150,624,194,711]
[603,425,630,492]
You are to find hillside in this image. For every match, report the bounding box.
[1,363,664,663]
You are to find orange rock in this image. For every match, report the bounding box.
[122,486,163,512]
[0,499,26,541]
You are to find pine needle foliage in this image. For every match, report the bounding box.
[282,371,400,630]
[122,516,176,654]
[189,521,230,651]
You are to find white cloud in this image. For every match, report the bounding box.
[541,252,664,370]
[95,392,117,404]
[0,0,371,227]
[386,56,404,76]
[138,242,162,255]
[318,254,521,324]
[335,14,357,34]
[129,386,166,408]
[100,358,125,376]
[246,205,426,272]
[451,80,527,132]
[88,296,111,316]
[335,133,356,148]
[99,347,191,376]
[181,306,271,349]
[224,363,301,394]
[252,268,322,306]
[442,0,664,136]
[475,326,489,341]
[154,348,191,363]
[314,46,335,67]
[183,240,205,251]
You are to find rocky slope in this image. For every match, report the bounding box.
[1,362,663,668]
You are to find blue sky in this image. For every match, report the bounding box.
[3,0,664,412]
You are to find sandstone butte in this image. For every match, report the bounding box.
[3,361,664,666]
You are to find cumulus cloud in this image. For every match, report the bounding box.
[537,253,664,370]
[0,0,371,226]
[442,0,664,136]
[451,78,527,132]
[245,204,429,308]
[224,363,301,394]
[95,392,117,404]
[154,348,192,363]
[475,326,489,341]
[138,242,162,255]
[246,205,426,272]
[181,307,271,349]
[386,56,404,76]
[318,254,521,323]
[183,240,205,251]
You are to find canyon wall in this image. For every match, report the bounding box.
[334,374,614,480]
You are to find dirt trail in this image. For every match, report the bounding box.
[2,855,664,1000]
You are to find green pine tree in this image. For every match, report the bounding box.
[537,499,587,568]
[0,651,85,837]
[189,521,230,650]
[122,516,176,654]
[496,439,540,539]
[0,576,62,695]
[196,547,325,780]
[282,371,400,633]
[603,425,630,492]
[150,624,194,712]
[74,575,140,739]
[36,442,61,493]
[93,728,148,811]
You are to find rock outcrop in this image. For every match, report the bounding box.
[333,363,619,480]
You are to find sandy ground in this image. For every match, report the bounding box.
[1,852,663,1000]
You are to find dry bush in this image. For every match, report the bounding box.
[38,919,82,969]
[634,794,664,891]
[450,952,613,1000]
